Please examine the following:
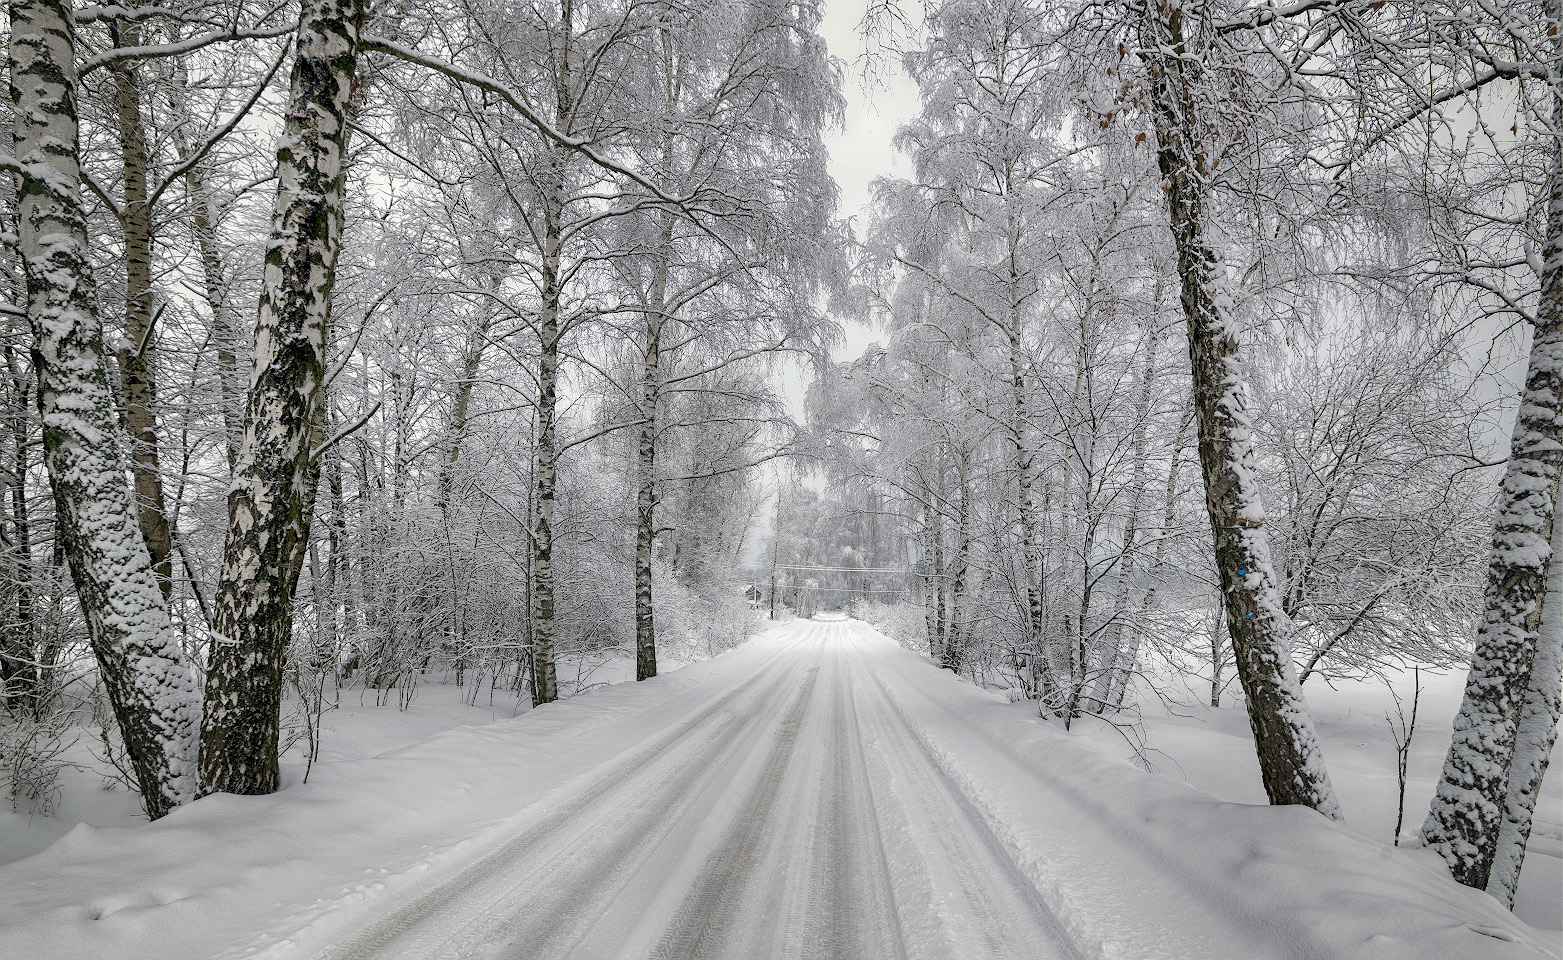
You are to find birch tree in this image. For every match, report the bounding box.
[1419,0,1563,899]
[6,0,200,817]
[199,0,367,796]
[1129,0,1341,817]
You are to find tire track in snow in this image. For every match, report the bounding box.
[307,620,1094,960]
[843,626,1087,960]
[649,664,821,960]
[312,636,811,960]
[797,643,906,960]
[855,622,1308,960]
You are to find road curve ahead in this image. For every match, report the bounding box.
[298,619,1556,960]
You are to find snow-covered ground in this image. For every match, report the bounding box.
[0,619,1556,959]
[1074,666,1563,935]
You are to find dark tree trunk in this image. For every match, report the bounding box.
[1,350,35,714]
[107,20,176,607]
[941,451,971,673]
[1139,0,1340,817]
[200,0,366,796]
[635,309,662,682]
[529,164,565,706]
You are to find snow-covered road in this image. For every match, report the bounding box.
[0,618,1554,960]
[316,621,1079,960]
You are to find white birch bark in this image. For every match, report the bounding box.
[528,158,566,706]
[1489,503,1563,905]
[7,0,199,817]
[1423,107,1563,890]
[199,0,365,795]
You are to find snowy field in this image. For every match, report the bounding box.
[0,618,1557,959]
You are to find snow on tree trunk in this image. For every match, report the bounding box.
[108,20,176,606]
[1490,499,1563,906]
[199,0,365,796]
[1423,130,1563,891]
[1139,0,1341,818]
[529,162,566,707]
[919,503,941,659]
[635,298,664,683]
[439,293,496,511]
[7,0,199,818]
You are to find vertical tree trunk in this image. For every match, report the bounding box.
[1490,523,1563,905]
[439,297,496,511]
[635,302,664,681]
[529,165,566,706]
[168,65,242,472]
[1140,0,1340,818]
[8,0,199,817]
[1091,311,1160,712]
[923,497,946,661]
[200,0,366,796]
[941,450,972,673]
[1003,219,1046,675]
[769,486,785,620]
[1108,399,1192,710]
[1,349,35,714]
[1210,602,1229,707]
[633,209,679,681]
[107,20,176,606]
[327,449,355,679]
[1423,119,1563,891]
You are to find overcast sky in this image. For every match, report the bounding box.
[806,1,923,367]
[817,1,920,230]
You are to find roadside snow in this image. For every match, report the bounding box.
[0,634,794,960]
[1074,667,1563,937]
[0,619,1555,960]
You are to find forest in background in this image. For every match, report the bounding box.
[0,0,1557,916]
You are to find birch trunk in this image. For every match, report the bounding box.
[439,298,496,511]
[1423,112,1563,891]
[1090,311,1160,712]
[1003,216,1045,671]
[1488,504,1563,907]
[1140,0,1340,817]
[769,488,784,620]
[1,350,35,714]
[167,66,242,471]
[108,20,175,605]
[529,163,566,706]
[8,0,199,817]
[941,450,972,673]
[1107,399,1193,709]
[199,0,365,795]
[634,291,664,682]
[926,497,946,661]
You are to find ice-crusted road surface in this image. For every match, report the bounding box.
[0,618,1553,960]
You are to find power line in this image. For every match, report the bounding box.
[748,563,912,574]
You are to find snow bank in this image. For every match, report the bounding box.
[1073,667,1562,933]
[0,619,1555,960]
[0,630,795,960]
[859,626,1560,960]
